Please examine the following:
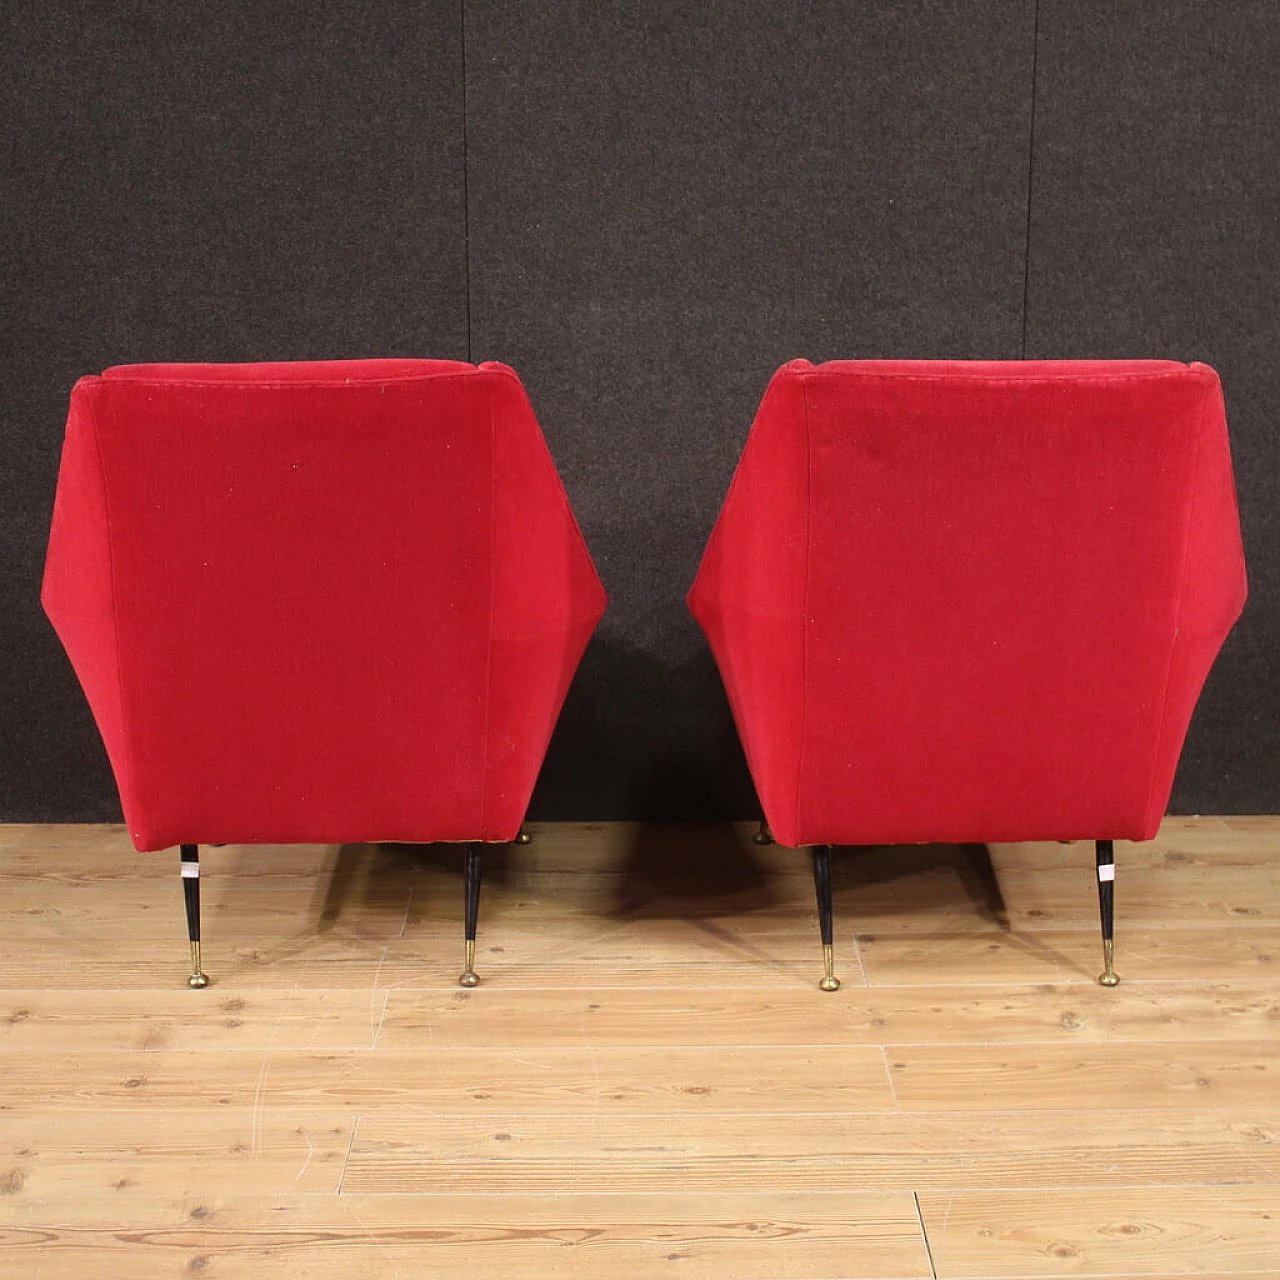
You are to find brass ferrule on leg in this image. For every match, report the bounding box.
[1097,938,1119,987]
[188,941,209,989]
[459,938,479,988]
[515,828,532,845]
[820,943,840,992]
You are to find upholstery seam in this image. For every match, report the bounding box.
[93,393,138,843]
[802,368,1194,384]
[794,374,815,845]
[1140,381,1210,835]
[686,381,764,611]
[97,371,481,389]
[478,381,498,841]
[491,376,605,828]
[520,379,600,604]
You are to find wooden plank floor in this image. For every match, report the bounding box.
[0,817,1277,1279]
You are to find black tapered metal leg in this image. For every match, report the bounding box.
[180,844,209,989]
[1095,838,1119,987]
[459,843,483,987]
[754,820,774,846]
[812,844,840,991]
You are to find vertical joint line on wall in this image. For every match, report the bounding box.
[460,0,472,362]
[1020,0,1041,360]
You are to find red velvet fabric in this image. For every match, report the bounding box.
[689,360,1247,848]
[43,359,606,851]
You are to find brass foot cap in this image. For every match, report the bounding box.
[753,831,773,845]
[459,971,479,988]
[819,976,841,992]
[1097,971,1120,987]
[515,830,532,845]
[188,972,210,989]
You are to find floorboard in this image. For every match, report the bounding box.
[0,817,1276,1278]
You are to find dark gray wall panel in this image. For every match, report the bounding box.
[1,1,467,819]
[14,0,1266,825]
[1026,1,1279,811]
[468,0,1037,817]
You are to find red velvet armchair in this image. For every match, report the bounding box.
[689,359,1247,990]
[43,359,606,988]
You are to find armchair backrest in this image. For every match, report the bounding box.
[689,359,1247,846]
[44,360,606,850]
